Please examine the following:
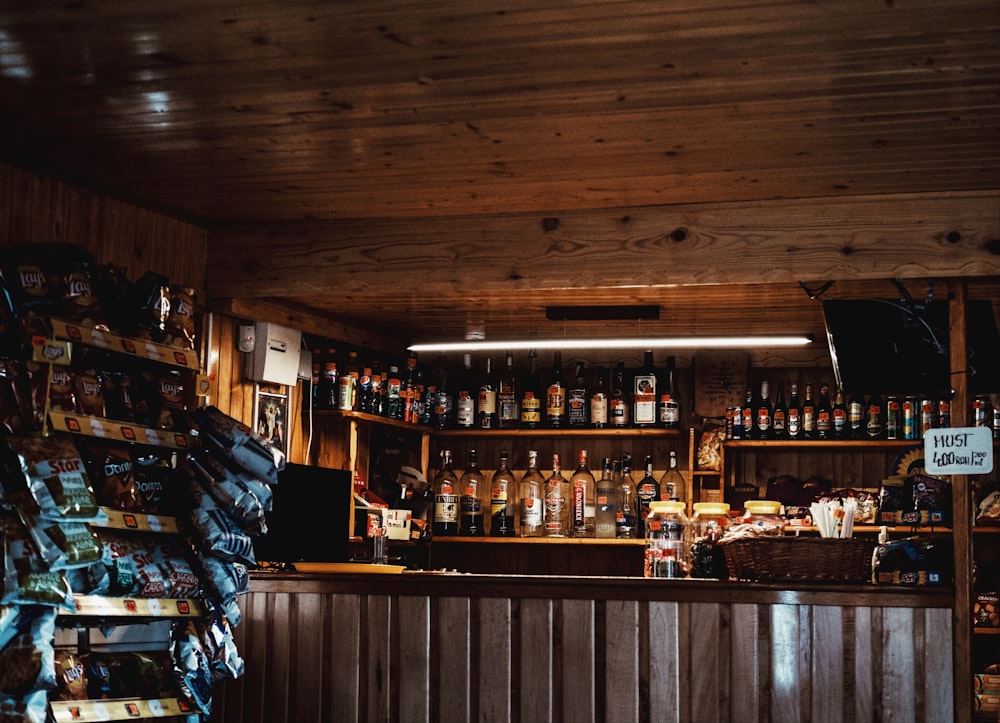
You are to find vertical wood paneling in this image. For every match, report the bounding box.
[561,599,596,723]
[366,594,393,723]
[770,603,804,723]
[880,607,916,722]
[264,592,292,723]
[328,593,361,723]
[729,603,762,721]
[810,606,846,723]
[605,600,640,723]
[852,606,875,723]
[438,597,472,723]
[479,597,513,722]
[689,602,724,722]
[290,593,324,723]
[520,598,554,723]
[923,607,954,723]
[398,596,431,723]
[648,601,685,723]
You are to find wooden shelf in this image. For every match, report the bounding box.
[724,439,918,450]
[432,535,643,545]
[313,409,431,433]
[435,426,685,438]
[46,411,193,449]
[50,697,197,722]
[49,317,200,370]
[62,595,203,619]
[90,507,181,534]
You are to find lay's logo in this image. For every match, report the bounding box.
[17,266,47,296]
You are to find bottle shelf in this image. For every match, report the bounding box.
[724,439,917,449]
[90,507,181,534]
[431,536,643,545]
[313,409,430,433]
[435,427,686,438]
[46,410,193,450]
[61,595,203,619]
[49,318,200,370]
[49,696,197,722]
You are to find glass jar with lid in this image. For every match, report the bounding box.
[741,500,785,536]
[690,502,730,579]
[644,500,689,578]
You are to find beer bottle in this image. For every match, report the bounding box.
[865,392,885,439]
[458,449,485,536]
[846,390,865,439]
[755,381,773,440]
[489,449,516,537]
[772,382,788,440]
[741,385,756,440]
[832,388,848,439]
[801,383,817,440]
[432,450,459,537]
[786,383,802,441]
[816,383,833,439]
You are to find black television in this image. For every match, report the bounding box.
[251,463,352,564]
[822,298,1000,397]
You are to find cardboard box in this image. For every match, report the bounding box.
[975,593,1000,627]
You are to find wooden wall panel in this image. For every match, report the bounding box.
[216,585,955,723]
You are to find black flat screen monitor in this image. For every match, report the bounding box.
[251,463,352,564]
[822,298,1000,397]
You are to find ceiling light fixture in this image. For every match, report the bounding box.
[407,335,813,353]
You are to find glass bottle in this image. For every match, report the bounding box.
[458,448,485,536]
[401,352,418,422]
[455,353,476,429]
[567,361,589,428]
[801,383,817,440]
[659,450,685,503]
[610,362,630,427]
[755,380,773,440]
[636,455,660,536]
[433,358,453,430]
[689,502,730,579]
[594,456,617,538]
[337,350,359,411]
[590,366,608,428]
[832,387,848,439]
[569,448,595,537]
[771,382,787,440]
[431,449,459,537]
[741,385,756,440]
[658,355,681,429]
[645,500,690,578]
[477,356,498,429]
[847,389,865,439]
[633,350,657,427]
[865,391,885,439]
[786,383,802,440]
[489,449,516,537]
[519,348,542,429]
[386,363,403,421]
[318,348,338,411]
[497,350,519,429]
[518,450,545,537]
[615,456,638,539]
[815,383,833,439]
[545,351,566,428]
[543,453,570,537]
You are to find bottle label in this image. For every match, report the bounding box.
[337,376,357,410]
[816,410,831,433]
[499,387,517,422]
[478,389,497,415]
[546,385,565,418]
[773,409,786,433]
[521,496,542,526]
[490,487,507,518]
[787,409,800,436]
[659,396,680,425]
[456,393,475,426]
[572,480,586,526]
[756,408,771,433]
[590,395,608,425]
[802,407,815,432]
[521,394,541,424]
[544,482,564,533]
[434,493,458,523]
[567,390,587,425]
[633,374,656,424]
[610,398,628,426]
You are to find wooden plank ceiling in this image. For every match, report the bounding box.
[0,0,997,359]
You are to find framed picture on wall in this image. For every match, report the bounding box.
[253,383,289,458]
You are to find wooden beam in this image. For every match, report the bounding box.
[206,191,1000,299]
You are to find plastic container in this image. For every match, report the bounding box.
[644,500,689,578]
[741,500,784,535]
[690,502,730,578]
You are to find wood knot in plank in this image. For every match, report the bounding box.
[669,228,687,242]
[542,218,559,232]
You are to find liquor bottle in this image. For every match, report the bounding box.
[410,367,425,425]
[616,455,638,539]
[337,350,359,411]
[432,450,459,537]
[318,348,338,411]
[386,364,403,420]
[401,352,418,422]
[545,351,566,428]
[801,383,817,440]
[636,455,660,535]
[771,382,788,440]
[455,353,476,429]
[741,385,756,440]
[832,388,848,439]
[489,449,516,537]
[846,390,865,439]
[519,349,542,429]
[518,450,545,537]
[569,448,596,537]
[658,356,681,429]
[633,350,657,427]
[458,449,485,536]
[659,450,685,503]
[433,359,453,429]
[543,453,570,537]
[477,356,498,429]
[590,366,608,428]
[497,350,519,429]
[594,457,617,538]
[610,362,630,427]
[566,361,589,428]
[815,383,833,439]
[865,391,885,439]
[755,381,773,440]
[786,383,802,441]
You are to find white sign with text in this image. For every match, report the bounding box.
[923,426,994,475]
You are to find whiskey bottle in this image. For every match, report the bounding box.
[658,355,681,429]
[741,385,756,440]
[518,450,545,537]
[458,449,485,536]
[569,448,595,537]
[477,356,498,429]
[545,351,566,428]
[519,349,542,429]
[455,353,476,429]
[610,362,630,427]
[594,457,617,538]
[432,450,459,537]
[497,350,519,429]
[489,449,516,537]
[636,455,660,535]
[567,361,589,427]
[590,366,609,428]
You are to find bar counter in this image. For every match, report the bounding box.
[211,570,954,723]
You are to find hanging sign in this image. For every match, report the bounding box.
[923,426,994,475]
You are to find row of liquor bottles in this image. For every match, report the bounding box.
[727,380,999,441]
[426,447,686,538]
[311,347,682,430]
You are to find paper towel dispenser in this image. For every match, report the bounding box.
[244,321,302,386]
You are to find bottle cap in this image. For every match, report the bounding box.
[743,500,781,515]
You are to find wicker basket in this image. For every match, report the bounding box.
[720,536,875,583]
